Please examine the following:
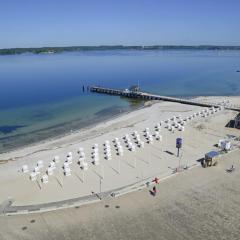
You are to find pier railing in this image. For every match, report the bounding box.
[90,86,240,111]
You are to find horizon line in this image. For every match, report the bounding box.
[1,44,240,51]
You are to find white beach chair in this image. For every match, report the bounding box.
[67,152,72,157]
[133,131,138,136]
[149,137,153,144]
[118,147,123,153]
[64,167,71,176]
[63,161,69,168]
[49,161,56,169]
[37,160,44,168]
[93,148,99,153]
[53,156,59,163]
[104,144,111,150]
[30,172,37,181]
[79,151,85,158]
[47,167,54,176]
[93,157,100,165]
[22,165,29,173]
[81,161,89,171]
[41,174,49,184]
[93,143,99,149]
[34,166,40,175]
[131,145,136,151]
[78,157,84,165]
[66,156,72,164]
[78,148,84,154]
[105,154,112,160]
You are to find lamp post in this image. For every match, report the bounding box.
[176,138,183,172]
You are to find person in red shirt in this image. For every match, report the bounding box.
[152,177,159,184]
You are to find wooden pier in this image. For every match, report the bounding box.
[90,86,240,112]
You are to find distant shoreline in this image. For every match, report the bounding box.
[1,45,240,55]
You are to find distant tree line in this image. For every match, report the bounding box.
[0,45,240,55]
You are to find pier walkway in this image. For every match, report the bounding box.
[90,86,240,111]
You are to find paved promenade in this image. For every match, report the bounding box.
[0,150,239,240]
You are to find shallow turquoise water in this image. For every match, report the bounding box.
[0,50,239,152]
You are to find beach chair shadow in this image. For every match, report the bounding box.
[164,150,174,155]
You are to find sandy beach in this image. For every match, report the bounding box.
[0,96,239,209]
[1,0,240,238]
[0,148,239,240]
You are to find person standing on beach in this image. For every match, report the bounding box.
[152,186,157,196]
[152,177,159,184]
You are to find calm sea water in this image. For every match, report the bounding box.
[0,50,240,153]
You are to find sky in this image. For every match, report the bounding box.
[0,0,240,48]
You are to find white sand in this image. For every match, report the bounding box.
[0,96,239,206]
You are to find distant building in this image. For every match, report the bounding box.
[129,85,140,92]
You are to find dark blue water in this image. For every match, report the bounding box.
[0,50,239,152]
